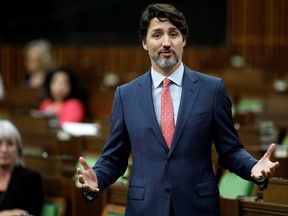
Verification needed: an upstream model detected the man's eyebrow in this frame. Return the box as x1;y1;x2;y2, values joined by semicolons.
169;27;179;31
150;27;162;32
151;27;180;32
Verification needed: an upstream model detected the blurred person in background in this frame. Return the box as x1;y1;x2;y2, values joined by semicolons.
39;67;87;126
23;39;56;89
0;119;44;216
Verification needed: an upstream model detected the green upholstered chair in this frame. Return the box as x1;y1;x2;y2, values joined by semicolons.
218;171;254;199
41;202;59;216
282;136;288;147
101;204;125;216
108;213;124;216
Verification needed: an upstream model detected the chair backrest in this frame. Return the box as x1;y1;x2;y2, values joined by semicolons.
41;196;67;216
101;204;125;216
218;171;254;199
41;202;59;216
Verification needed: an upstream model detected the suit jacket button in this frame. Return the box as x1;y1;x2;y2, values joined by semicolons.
168;156;174;163
165;188;171;193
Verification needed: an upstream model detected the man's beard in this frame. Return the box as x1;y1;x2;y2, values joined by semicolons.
150;50;181;69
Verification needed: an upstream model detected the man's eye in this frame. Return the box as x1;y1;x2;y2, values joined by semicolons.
153;34;161;38
171;32;178;38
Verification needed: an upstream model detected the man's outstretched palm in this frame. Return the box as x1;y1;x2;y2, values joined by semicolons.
251;143;280;180
77;157;99;192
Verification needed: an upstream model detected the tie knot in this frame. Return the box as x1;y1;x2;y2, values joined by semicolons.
163;78;171;87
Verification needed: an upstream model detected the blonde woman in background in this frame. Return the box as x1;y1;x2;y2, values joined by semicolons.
0;120;44;216
23;39;56;89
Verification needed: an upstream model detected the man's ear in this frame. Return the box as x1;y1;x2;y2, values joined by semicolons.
142;39;148;50
183;36;187;48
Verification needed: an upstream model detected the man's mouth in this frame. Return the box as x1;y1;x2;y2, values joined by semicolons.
159;50;173;58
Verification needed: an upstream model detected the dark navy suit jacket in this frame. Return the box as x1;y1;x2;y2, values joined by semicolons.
86;65;260;216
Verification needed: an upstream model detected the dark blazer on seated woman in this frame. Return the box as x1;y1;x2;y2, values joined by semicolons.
0;165;44;216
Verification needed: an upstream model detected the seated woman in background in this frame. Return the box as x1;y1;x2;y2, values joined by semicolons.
23;39;56;89
39;67;86;126
0;120;44;216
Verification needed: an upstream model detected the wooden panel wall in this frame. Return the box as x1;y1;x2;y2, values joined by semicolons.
227;0;288;72
0;46;230;118
1;0;287;118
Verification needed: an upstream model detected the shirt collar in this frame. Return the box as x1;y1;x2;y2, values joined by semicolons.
151;63;184;89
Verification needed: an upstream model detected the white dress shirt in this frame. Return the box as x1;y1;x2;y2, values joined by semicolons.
151;64;184;126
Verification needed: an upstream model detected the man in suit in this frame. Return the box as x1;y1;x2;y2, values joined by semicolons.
77;3;279;216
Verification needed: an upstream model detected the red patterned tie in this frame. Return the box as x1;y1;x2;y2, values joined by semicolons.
161;78;175;148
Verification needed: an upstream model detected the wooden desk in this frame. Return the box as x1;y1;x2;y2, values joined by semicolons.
240;200;288;216
53;135;85;159
24;155;77;216
263;178;288;205
270;156;288;180
107;183;128;206
237;126;260;148
43;178;76;216
83;135;107;154
221;197;288;216
238;178;288;216
10;114;56;154
24;154;105;216
74;187;106;216
220;197;240;216
74;182;128;216
0;87;43;116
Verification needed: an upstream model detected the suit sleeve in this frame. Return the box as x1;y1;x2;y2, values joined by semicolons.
212;79;259;182
83;87;131;201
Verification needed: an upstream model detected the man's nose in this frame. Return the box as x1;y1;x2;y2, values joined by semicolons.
162;35;171;47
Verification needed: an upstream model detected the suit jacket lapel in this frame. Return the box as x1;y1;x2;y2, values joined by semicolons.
136;71;166;147
170;67;200;153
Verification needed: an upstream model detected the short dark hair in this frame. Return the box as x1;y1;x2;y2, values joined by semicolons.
139;3;189;42
43;67;86;102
